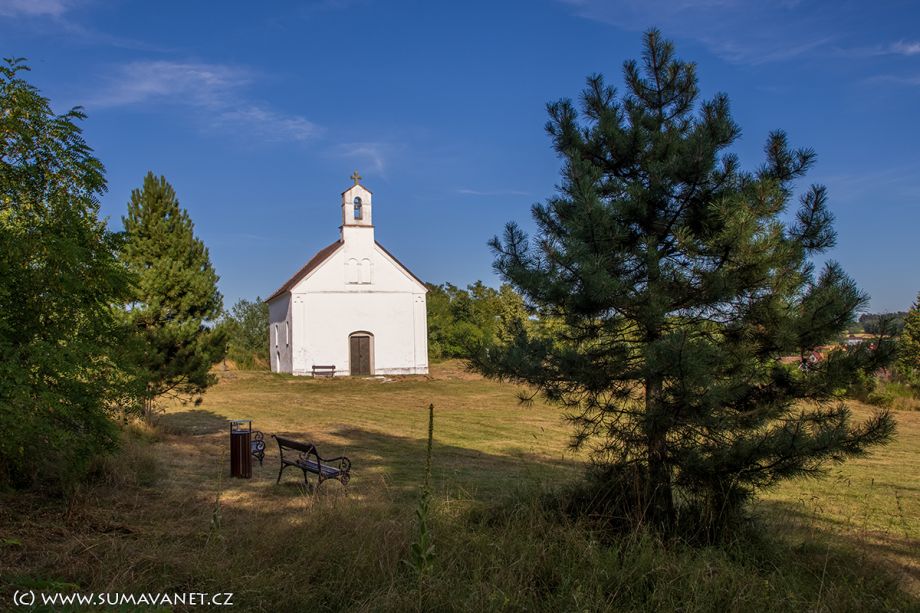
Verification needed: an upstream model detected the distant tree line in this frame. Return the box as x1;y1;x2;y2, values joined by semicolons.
426;282;527;361
847;311;909;334
219;281;528;369
221;298;270;369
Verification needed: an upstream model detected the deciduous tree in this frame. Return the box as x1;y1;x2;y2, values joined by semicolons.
0;59;138;489
223;297;269;369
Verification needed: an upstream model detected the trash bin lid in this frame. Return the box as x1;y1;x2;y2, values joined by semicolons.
229;419;252;432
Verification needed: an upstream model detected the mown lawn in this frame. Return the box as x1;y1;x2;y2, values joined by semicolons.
159;361;581;501
1;361;917;611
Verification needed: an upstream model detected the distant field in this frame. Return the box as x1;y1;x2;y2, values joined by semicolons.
1;360;917;611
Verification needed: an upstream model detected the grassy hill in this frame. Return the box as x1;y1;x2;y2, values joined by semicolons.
1;361;917;611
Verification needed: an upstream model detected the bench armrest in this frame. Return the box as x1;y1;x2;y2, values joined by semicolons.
272;434;317;462
315;453;351;474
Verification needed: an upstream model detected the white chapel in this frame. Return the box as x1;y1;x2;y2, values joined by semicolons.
266;173;429;376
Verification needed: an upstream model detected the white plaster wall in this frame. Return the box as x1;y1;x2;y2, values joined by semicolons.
293;291;428;375
267;294;292;373
292;235;423;300
285;233;428;375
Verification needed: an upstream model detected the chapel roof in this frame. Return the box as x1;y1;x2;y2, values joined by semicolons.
342;184;373;196
264;239;428;303
265;240;343;302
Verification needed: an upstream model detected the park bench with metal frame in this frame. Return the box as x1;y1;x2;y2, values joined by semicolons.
251;431;266;466
311;365;336;378
272;435;351;488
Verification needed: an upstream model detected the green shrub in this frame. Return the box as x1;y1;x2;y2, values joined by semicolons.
866;386;896;408
865;380;920;411
222;297;270;370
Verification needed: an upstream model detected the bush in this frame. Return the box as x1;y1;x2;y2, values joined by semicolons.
865;380;920;411
845;369;878;402
88;425;162;488
223;297;269;369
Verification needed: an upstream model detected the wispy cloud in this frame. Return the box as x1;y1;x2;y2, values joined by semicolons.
560;0;832;65
91;61;250;108
215;106;319;142
331;142;396;176
815;164;920;206
867;74;920;87
0;1;173;51
706;35;834;66
0;0;70;18
890;41;920;56
457;188;530;197
90;61;319;144
835;40;920;59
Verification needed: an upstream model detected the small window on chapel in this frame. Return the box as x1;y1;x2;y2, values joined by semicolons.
353;196;362;220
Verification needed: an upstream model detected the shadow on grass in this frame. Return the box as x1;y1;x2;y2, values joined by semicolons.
2;442;918;611
257;424;579;501
158;409;229;436
756;498;920;593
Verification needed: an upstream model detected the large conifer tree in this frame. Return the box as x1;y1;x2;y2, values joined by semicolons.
898;293;920;383
122;172;226;415
471;31;895;534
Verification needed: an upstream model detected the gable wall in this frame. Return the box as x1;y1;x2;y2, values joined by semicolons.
291;231;423;295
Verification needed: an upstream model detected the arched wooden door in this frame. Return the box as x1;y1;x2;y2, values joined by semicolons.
349;333;372;375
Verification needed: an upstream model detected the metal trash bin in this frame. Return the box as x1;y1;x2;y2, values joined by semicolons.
229;419;252;478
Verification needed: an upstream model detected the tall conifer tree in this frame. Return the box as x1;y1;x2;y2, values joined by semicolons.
472;31;895;534
898;293;920;383
122;172;226;415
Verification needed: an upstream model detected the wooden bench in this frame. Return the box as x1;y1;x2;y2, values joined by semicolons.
251;431;265;466
311;364;336;378
272;435;351;488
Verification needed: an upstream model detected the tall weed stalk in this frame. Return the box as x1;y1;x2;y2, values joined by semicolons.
405;403;436;579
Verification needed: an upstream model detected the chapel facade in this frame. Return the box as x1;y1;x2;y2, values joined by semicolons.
266;175;429;376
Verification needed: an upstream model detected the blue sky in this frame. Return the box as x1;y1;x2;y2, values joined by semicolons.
3;0;919;312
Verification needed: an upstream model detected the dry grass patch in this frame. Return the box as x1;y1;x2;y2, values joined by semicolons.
1;361;917;610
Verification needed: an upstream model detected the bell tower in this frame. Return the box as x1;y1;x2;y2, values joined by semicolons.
341;170;373;230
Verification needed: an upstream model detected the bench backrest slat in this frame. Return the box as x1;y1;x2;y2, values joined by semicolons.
273;435;315;454
312;364;336;377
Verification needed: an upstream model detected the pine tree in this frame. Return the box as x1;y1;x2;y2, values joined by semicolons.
898;293;920;385
122;172;226;416
471;31;895;535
